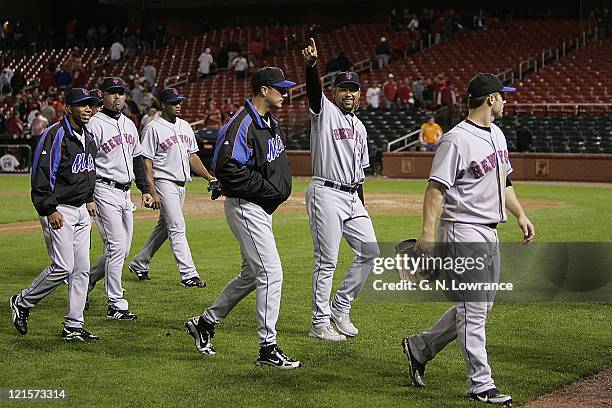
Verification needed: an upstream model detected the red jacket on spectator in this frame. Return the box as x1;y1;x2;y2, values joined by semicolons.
7;114;24;135
398;82;414;103
39;69;55;90
383;79;398;102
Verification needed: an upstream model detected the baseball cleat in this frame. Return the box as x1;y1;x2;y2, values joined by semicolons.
309;325;347;342
129;265;150;281
10;295;29;335
184;317;216;355
256;344;302;369
330;306;358;337
181;277;206;288
402;336;426;387
468;388;512;406
106;307;137;320
62;327;99;342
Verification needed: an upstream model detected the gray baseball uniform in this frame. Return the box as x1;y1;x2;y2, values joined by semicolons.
306;84;380;329
87;109;144;311
408;119;512;395
129;116;201;280
16;117;96;330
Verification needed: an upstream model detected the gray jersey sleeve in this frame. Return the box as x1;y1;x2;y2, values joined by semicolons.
140;124;157;160
186;124;199;154
428;139;462;189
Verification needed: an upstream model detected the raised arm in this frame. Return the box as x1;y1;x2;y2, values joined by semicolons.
302;37;322;114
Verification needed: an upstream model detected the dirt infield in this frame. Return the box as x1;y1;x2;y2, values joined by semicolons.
0;191;567;236
521;368;612;407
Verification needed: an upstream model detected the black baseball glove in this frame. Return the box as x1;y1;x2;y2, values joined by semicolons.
207;178;223;200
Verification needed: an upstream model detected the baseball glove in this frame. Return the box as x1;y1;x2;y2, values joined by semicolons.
208;178;223;200
394;238;438;283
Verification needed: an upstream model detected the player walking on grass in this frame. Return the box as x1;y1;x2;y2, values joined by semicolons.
128;88;217;286
184;67;301;369
87;77;153;320
10;88;99;341
402;73;535;406
302;38;380;342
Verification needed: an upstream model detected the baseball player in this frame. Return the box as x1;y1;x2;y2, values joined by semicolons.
10;88;99;341
302;38;380;342
89;89;104;114
402;73;535;406
87;77;153;320
184;67;301;369
128;88;216;286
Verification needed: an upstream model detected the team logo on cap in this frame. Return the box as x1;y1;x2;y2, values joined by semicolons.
112;78;119;84
346;72;353;80
83;89;89;95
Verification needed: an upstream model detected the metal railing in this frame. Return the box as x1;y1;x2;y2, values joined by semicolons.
506;103;611;116
386;129;421;152
164;72;190;88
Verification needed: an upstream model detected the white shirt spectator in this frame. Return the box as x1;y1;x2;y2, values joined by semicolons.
366;86;382;109
1;153;20;172
110;42;125;61
143;64;157;87
31;114;49;137
198;49;214;75
231;56;248;72
27;110;39;126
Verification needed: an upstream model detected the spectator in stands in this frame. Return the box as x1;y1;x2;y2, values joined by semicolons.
250;37;265;60
7;111;23;136
437;80;457;107
220;97;236;122
269;25;283;55
140;107;159;131
110;39;125;62
65;19;77;48
432;16;445;44
366;83;382;110
143;60;157;88
419;116;443;151
407;14;420;32
389;9;401;31
473;10;486;29
333;51;352;73
422;78;434;107
54;65;72;91
71;67;88;89
198;48;214;78
231;53;249;79
40;99;56;124
9;69;25;96
39;61;56;91
516;119;532;152
64;49;83;73
0;149;20;172
130;79;144;110
141;85;156;111
205;98;222;130
382;73;398;109
30;111;49;137
227;40;241;65
86;25;97;48
398;79;415;110
375;37;391;69
0;68;13;95
412;76;425;108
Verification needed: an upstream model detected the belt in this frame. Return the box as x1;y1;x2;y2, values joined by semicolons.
157;179;185;187
486;223;498;229
96;177;132;191
323;180;359;194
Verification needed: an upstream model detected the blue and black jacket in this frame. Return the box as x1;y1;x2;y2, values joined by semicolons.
212;100;292;214
31;116;97;216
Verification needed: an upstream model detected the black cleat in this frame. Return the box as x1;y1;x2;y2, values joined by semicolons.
10;295;29;335
256;344;302;369
62;327;99;342
129;265;150;280
468;388;512;406
402;336;426;387
181;277;206;288
184;317;216;355
106;307;137;320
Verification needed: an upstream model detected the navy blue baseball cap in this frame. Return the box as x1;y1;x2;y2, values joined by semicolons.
160;88;186;104
101;76;127;93
334;71;361;90
468;73;516;98
252;67;296;89
65;88;98;105
89;89;104;105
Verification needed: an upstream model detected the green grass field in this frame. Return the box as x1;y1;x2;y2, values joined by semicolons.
0;175;610;407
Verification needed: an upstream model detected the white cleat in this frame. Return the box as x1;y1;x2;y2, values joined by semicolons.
309;325;347;342
330;306;358;337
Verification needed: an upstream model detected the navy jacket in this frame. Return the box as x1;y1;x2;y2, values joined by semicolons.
31;116;97;216
212;100;292;214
